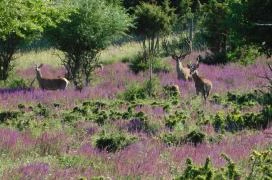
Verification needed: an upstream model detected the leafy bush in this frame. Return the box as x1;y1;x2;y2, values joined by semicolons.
122;82;147;101
160;132;182;146
175;154;240;179
184;130;206;146
227;45;260;65
0;111;21;123
7;78;29;89
227;92;258;107
212;107;269;132
165;110;187;130
248;149;272;179
129;53;171;74
122;78;161;101
94;131;136;152
163;84;180;99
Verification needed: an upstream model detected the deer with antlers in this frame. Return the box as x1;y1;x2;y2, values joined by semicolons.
35;64;69;90
187;58;212;102
171;52;192;81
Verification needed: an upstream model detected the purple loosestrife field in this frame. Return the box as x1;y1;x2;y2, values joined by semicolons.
0;54;272;179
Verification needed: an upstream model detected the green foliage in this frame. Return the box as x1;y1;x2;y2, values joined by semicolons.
227;92;258;107
212;106;270;132
129;53;171;74
0;111;21;123
160;131;182;146
122;83;147;101
175;154;240;179
227;45;260;65
0;0;70;80
243;0;272;56
134;2;174;38
47;0;133;87
165;110;187;130
58;155;93;168
121;78;162;101
248;149;272;179
163;85;180;99
94;130;136;152
5;78;28;89
184;130;206;146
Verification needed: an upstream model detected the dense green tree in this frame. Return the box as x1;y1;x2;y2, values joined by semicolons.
47;0;133;88
0;0;69;80
243;0;272;56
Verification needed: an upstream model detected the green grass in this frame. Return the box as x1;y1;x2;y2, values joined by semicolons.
14;41;141;69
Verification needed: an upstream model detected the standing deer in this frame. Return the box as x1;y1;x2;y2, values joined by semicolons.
187;59;212;102
171;53;192;81
35;64;69;90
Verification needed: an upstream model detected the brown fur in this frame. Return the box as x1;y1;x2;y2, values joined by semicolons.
35;64;69;90
187;62;212;102
172;55;192;81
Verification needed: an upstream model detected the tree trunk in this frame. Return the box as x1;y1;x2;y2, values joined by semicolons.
189;17;194;52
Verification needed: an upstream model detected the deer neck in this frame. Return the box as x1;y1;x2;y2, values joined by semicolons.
36;70;43;82
192;71;202;82
176;60;185;71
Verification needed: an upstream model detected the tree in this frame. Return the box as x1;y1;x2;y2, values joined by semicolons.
0;0;69;81
134;1;175;95
47;0;133;88
243;0;272;56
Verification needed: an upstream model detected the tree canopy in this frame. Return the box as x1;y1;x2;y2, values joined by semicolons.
46;0;134;88
0;0;70;80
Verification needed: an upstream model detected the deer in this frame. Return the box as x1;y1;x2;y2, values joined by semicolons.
187;58;212;102
171;53;192;81
35;64;69;90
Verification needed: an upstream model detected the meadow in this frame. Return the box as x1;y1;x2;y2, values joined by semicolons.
0;43;272;179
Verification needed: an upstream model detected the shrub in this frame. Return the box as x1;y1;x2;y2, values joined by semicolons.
227;45;260;65
7;78;28;89
0;111;21;123
122;82;147;101
212;108;269;132
94;131;136;152
163;84;180;99
165;110;187;130
122;78;161;101
175;155;240;179
160;132;182;146
184;130;206;146
129;53;171;74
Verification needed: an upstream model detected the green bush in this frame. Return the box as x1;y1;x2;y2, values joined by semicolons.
160;132;182;146
94;131;136;152
122;82;147;101
212;107;269;132
7;78;28;89
227;45;260;65
175;155;240;179
0;111;21;123
129;53;171;74
184;130;206;146
165;110;187;130
163;85;180;99
122;78;161;101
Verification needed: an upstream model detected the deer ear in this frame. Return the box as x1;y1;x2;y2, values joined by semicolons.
38;64;43;68
171;55;176;59
187;64;191;68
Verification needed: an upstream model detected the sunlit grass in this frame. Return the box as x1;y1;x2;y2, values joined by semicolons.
14;41;141;70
